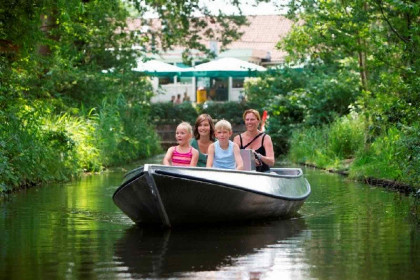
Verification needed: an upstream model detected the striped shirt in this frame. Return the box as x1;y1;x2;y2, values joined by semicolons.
172;146;193;166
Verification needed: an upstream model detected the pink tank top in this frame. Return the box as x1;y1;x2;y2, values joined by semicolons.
171;146;193;166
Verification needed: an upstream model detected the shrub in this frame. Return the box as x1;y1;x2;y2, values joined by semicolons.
350;124;420;187
0;104;81;192
327;113;365;159
288;113;366;169
149;101;254;125
244;66;361;155
397;123;420;186
197;101;254;124
149;102;198;124
95;94;162;166
350;127;403;182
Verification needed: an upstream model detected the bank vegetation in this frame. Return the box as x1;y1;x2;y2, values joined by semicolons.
246;1;419;191
1;1;418;193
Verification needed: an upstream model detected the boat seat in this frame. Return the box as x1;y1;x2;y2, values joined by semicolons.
240;149;256;171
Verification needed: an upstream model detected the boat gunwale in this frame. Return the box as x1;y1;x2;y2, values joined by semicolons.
146;164;304;179
113;164;311;201
153;169;311;201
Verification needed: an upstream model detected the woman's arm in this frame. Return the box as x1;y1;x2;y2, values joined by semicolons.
206;144;215;168
233;143;244;170
258;134;275;167
162;147;174;165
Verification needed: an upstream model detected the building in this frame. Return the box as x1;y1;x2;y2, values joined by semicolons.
127;15;294;102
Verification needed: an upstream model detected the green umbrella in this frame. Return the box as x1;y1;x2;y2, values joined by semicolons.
180;57;266;78
133;59;184;77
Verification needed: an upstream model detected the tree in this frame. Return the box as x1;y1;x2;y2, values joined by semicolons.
0;0;251;190
280;0;419;126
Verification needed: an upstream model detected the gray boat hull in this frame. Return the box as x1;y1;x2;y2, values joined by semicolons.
113;165;311;227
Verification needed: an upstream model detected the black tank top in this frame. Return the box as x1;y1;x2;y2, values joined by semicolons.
239;133;270;172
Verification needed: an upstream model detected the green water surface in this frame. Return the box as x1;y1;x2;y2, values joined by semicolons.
1;159;418;280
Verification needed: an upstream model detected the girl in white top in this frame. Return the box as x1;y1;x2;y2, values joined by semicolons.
207;119;243;170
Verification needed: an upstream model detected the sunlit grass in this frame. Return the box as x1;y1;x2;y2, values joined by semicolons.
1;98;162;192
288;114;419;188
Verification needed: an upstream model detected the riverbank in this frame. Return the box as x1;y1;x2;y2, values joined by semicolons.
286;114;419;193
298;162;418;195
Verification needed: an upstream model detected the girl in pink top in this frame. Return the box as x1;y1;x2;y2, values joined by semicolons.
163;122;199;166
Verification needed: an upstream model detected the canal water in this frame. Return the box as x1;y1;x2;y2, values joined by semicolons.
1;156;419;280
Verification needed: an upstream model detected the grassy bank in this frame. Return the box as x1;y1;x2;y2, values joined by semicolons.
0;98;162;193
287;113;420;192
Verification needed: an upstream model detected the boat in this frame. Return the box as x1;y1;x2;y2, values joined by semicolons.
112;164;311;227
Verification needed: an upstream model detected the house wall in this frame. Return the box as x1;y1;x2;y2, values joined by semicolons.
150;77;245;103
150;77;195;103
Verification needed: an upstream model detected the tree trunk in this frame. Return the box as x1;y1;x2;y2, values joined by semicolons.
357;37;368;91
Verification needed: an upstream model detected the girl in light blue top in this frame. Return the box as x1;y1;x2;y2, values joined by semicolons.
207;119;243;170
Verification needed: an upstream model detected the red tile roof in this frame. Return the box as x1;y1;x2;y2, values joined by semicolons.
126;15;293;64
229;15;293;62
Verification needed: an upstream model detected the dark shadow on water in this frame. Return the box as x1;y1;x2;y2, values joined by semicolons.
114;218;306;278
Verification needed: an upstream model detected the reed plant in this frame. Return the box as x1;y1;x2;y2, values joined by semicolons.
44;111;102;172
95;94;162;166
288;113;366;170
350;124;420;187
289;113;419;188
0;95;162;193
0;104;80;192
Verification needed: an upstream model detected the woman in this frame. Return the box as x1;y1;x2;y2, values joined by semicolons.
233;109;275;172
190;114;216;167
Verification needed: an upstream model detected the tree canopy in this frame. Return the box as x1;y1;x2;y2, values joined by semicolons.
280;0;419;126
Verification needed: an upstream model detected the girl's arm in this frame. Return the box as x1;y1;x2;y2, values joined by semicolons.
233;143;244;170
162;147;174;165
206;144;215;168
190;148;199;166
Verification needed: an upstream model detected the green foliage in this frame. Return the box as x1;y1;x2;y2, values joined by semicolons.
0;103;80;191
350;124;420;187
96;94;161;166
328;113;366;159
351;127;404;183
288;125;331;167
2;0;249;192
397;123;420;186
44;112;101;173
126;1;247;63
288;113;366;170
0;92;162;192
149;102;198;125
149;101;253;125
197;101;254;124
274;0;419;188
245;65;360;155
281;0;419;127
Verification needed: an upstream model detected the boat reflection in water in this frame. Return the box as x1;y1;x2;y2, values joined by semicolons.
114;219;306;278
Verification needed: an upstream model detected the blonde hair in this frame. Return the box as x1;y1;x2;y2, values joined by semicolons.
177;121;193;135
214;119;232;132
243;109;261;122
